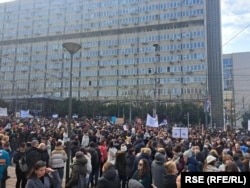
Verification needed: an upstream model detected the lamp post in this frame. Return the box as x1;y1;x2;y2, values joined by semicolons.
153;44;160;118
62;42;81;184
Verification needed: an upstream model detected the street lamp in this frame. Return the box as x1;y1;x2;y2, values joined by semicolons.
62;42;81;184
153;44;160;118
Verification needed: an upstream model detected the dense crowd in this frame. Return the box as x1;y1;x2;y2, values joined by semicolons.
0;117;250;188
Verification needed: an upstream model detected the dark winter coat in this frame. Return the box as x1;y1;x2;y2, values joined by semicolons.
186;157;199;172
26;147;42;172
13;149;26;170
151;152;166;188
163;174;177;188
115;151;126;176
65;157;88;188
96;166;120;188
132;170;151;188
125;152;135;178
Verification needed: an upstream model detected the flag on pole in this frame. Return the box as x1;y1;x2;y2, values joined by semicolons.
146;113;158;127
204;95;211;112
159;119;168;126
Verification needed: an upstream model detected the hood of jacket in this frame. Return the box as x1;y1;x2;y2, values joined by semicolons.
154;152;166;164
103;166;117;180
74;156;87;166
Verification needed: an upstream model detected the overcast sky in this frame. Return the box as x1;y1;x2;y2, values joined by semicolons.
221;0;250;54
0;0;249;54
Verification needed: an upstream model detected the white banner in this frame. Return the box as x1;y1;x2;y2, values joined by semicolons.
20;110;30;118
146;113;158;127
248;120;250;131
172;127;189;139
0;107;8;117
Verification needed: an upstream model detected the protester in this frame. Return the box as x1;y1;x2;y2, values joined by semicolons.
26;139;42;174
1;114;250;188
13;143;27;188
131;158;151;188
96;162;120;188
151;148;167;188
115;143;127;188
0;141;10;188
65;151;88;188
25;160;61;188
79;147;92;186
49;141;67;186
162;160;178;188
203;155;219;172
183;149;199;172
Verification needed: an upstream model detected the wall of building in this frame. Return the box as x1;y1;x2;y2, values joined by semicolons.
0;0;223;124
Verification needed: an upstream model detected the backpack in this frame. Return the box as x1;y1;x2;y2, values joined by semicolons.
89;148;99;167
18;154;28;172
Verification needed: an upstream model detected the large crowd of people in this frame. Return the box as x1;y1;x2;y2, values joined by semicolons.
0;116;250;188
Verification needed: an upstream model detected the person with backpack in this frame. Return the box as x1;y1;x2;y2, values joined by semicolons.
25;140;42;174
13;143;27;188
66;151;88;188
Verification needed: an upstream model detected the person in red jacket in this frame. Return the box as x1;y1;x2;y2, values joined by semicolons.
98;137;107;177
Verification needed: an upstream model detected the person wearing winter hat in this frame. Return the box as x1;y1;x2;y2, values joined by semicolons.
183;149;199;172
203;155;219;172
151;148;167;188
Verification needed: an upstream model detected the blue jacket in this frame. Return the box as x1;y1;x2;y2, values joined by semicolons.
186;157;199;172
0;149;10;180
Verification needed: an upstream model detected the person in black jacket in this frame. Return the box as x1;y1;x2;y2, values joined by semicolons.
96;162;120;188
25;140;42;174
13;143;27;188
162;160;178;188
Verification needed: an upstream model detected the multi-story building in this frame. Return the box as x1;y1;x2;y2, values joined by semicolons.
223;52;250;128
0;0;223;126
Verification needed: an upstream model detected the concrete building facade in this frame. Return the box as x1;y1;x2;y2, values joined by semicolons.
223;52;250;128
0;0;223;126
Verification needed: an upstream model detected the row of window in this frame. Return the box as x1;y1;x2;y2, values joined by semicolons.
1;0;203;23
84;0;204;18
76;86;205;98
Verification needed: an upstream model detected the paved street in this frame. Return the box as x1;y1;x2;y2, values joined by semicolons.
6;166;16;188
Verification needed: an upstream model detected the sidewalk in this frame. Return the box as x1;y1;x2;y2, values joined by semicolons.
6;166;66;188
6;166;16;188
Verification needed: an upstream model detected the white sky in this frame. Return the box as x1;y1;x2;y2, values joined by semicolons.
221;0;250;54
0;0;249;54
